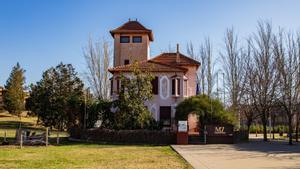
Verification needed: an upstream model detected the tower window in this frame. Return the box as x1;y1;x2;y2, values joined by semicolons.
120;36;130;43
124;60;130;65
133;36;142;43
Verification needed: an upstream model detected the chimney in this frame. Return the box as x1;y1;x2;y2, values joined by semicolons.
176;43;180;63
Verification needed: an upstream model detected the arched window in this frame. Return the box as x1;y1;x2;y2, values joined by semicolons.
171;75;181;97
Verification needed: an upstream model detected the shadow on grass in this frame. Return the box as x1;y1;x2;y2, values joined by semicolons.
0;136;69;145
0;114;11;118
0;137;16;144
0;121;37;129
0;136;162;149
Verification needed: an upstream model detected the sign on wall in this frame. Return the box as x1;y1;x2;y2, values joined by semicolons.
206;125;233;136
178;121;188;132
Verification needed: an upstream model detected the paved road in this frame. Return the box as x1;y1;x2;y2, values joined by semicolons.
172;140;300;169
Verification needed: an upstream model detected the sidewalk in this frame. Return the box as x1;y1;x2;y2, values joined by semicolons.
172;140;300;169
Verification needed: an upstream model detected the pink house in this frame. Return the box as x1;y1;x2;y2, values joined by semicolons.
108;20;200;130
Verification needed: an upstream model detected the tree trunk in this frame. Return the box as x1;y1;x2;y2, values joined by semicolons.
263;122;268;141
272;118;275;140
19;115;22;129
247;123;250;135
262;114;268;141
288;117;293;145
247;119;252;135
37;115;41;126
296;114;299;142
296;123;299;142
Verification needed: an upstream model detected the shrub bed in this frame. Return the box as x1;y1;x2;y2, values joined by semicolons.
69;127;176;145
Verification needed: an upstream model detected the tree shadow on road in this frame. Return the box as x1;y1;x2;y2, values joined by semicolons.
233;139;300;154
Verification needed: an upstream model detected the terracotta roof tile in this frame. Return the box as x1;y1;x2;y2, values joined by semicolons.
150;52;201;66
110;20;154;41
108;60;187;73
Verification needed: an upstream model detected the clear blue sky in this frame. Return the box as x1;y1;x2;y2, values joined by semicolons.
1;0;300;86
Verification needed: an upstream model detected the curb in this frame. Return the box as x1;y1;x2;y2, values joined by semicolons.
170;145;195;169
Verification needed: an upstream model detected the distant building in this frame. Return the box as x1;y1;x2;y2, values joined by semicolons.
108;20;200;130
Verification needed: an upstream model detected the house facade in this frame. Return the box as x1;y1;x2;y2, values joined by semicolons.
108;20;200;130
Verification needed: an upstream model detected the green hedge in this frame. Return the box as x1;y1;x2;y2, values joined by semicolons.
249;125;288;133
69;127;176;145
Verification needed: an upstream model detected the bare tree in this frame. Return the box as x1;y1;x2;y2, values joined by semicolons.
295;33;300;142
296;104;300;142
248;21;278;141
187;42;202;94
206;38;213;97
187;42;197;59
220;28;245;126
237;38;259;132
199;43;207;95
273;30;300;145
187;38;214;96
83;37;112;100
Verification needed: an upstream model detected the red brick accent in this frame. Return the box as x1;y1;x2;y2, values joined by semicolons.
177;132;188;145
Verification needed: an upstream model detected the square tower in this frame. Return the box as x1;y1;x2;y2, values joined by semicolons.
110;20;154;67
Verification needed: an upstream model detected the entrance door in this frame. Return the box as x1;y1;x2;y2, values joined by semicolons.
160;106;171;127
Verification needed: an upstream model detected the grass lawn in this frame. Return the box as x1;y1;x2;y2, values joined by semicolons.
0;112;191;169
0;144;191;169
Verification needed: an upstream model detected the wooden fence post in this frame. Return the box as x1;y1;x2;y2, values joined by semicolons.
56;132;59;145
46;127;48;147
20;131;23;149
4;130;7;142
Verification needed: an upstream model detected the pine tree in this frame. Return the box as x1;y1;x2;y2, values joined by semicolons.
4;63;26;117
29;63;84;130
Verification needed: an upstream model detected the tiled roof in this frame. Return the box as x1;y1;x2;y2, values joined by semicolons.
150;52;201;66
108;60;187;73
108;52;201;73
110;20;154;41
